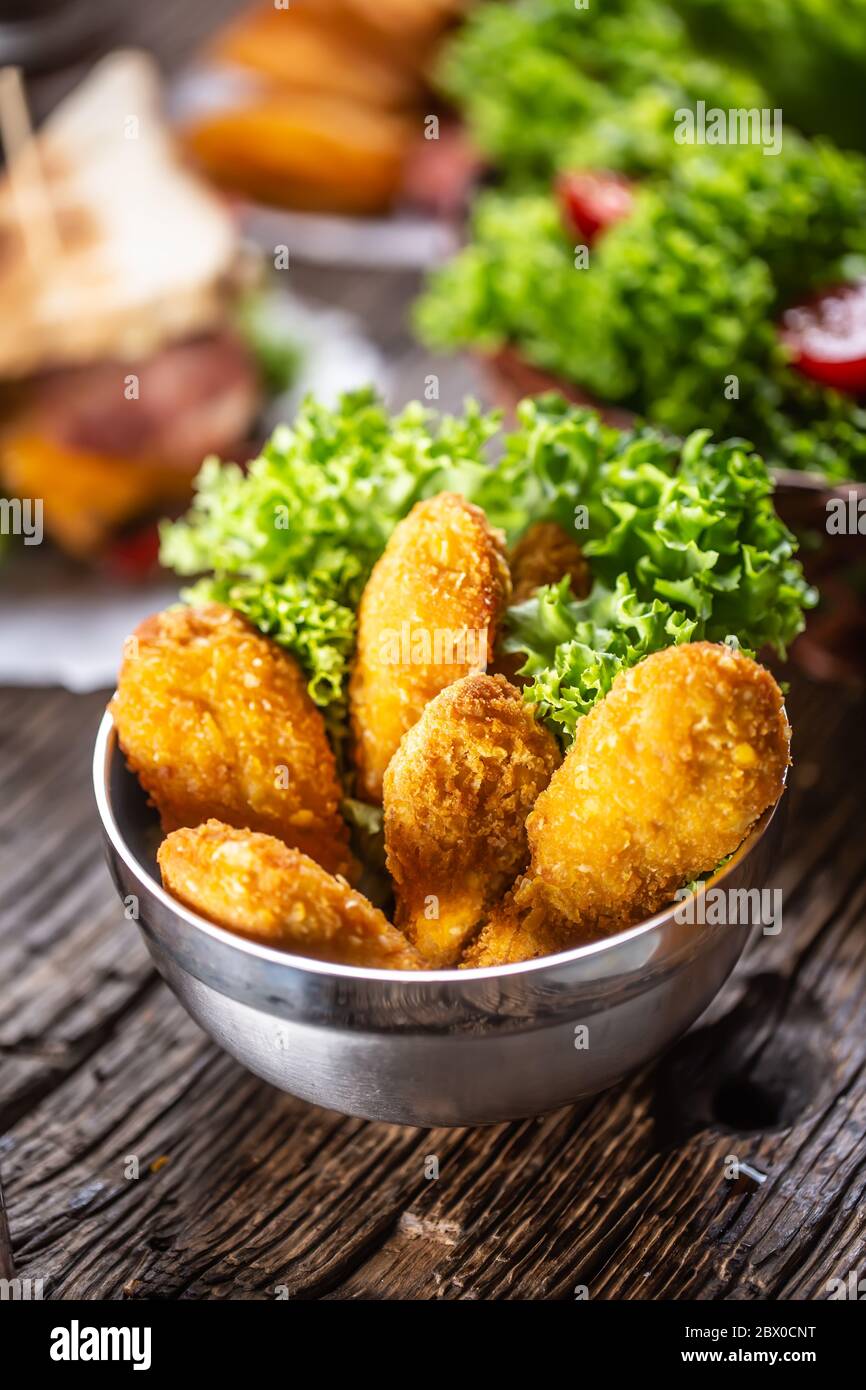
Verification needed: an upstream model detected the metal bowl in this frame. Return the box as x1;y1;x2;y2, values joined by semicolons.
93;709;786;1127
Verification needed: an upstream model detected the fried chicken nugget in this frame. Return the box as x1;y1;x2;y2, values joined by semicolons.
384;673;560;966
464;642;790;966
158;821;421;968
349;492;511;802
508;521;591;605
461;881;572;969
111;604;354;878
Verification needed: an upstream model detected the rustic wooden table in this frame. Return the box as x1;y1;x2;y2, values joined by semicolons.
2;3;865;1304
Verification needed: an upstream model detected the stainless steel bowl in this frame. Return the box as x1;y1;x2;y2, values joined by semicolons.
93;709;785;1127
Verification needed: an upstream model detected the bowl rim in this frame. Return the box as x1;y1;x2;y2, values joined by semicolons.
93;705;785;987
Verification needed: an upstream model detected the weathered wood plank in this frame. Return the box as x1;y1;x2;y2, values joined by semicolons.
0;692;158;1132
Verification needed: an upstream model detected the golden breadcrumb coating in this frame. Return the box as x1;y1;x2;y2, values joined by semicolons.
111;603;355;878
158;821;421;968
509;521;591;605
464;642;790;966
384;673;560;966
349;492;511;802
461;880;572;968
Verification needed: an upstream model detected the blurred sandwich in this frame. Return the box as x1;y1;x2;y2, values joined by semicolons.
0;51;261;561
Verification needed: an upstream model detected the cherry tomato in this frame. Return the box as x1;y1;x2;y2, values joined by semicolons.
104;523;161;580
556;170;634;243
781;280;866;394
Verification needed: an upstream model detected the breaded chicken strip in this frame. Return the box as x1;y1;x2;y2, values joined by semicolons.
349;492;511;801
384;673;560;966
461;881;572;969
464;642;790;966
509;521;591;605
111;603;354;878
159;820;420;968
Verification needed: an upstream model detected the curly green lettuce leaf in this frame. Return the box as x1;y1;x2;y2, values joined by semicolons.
505;574;698;741
416;137;866;482
441;0;866;181
440;0;763;184
498;404;814;740
161;388;502;592
497;401;815;739
471;394;680;535
580;424;818;654
474;397;815;662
